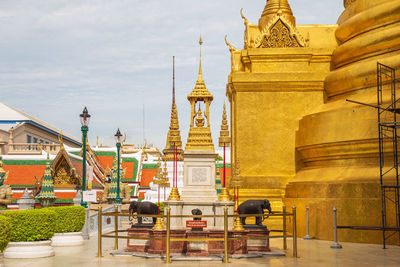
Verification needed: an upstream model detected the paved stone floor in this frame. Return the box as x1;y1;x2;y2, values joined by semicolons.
1;236;400;267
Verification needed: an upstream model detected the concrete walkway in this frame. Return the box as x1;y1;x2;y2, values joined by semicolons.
1;236;400;267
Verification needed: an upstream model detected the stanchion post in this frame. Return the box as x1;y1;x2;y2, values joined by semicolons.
114;205;119;250
166;206;171;264
98;206;103;258
283;204;287;250
303;205;313;240
330;206;342;249
223;206;229;263
292;205;297;258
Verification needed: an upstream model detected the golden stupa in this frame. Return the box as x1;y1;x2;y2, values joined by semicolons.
226;0;400;243
185;37;215;151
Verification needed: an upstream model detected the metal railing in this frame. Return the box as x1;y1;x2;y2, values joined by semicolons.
97;204;298;263
331;206;400;249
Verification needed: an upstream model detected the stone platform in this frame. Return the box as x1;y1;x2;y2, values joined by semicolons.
126;227;270;256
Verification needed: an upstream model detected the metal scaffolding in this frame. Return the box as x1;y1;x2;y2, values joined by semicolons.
345;63;400;248
377;63;400;248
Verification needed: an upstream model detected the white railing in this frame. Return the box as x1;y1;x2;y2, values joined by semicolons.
8;143;61;155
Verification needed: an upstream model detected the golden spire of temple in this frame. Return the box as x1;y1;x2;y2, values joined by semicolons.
185;36;214;151
187;37;214;103
218;102;231;148
259;0;295;30
163;56;183;161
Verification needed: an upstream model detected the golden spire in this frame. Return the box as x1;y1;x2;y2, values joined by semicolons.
187;36;214;102
185;36;215;151
219;102;231;148
259;0;296;30
163;56;183;161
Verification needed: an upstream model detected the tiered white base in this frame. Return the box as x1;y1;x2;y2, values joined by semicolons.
51;232;84;247
4;241;54;258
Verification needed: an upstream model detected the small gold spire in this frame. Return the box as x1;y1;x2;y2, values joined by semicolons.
168;187;181;201
199;35;203;76
233;216;245;231
152;217;165;230
163;57;183;161
219;102;231;147
218;187;232;202
58;131;65;150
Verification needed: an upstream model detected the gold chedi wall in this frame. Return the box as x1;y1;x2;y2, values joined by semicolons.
226;0;337;229
285;0;400;244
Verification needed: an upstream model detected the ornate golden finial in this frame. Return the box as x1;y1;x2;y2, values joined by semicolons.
259;0;295;30
198;35;203;78
219;102;231;147
225;35;238;51
58;131;65;150
96;136;99;147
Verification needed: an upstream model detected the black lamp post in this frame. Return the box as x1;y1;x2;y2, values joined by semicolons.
115;128;123;205
80;107;91;208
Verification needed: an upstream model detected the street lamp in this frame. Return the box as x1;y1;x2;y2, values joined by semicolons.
115;128;123;205
80;107;91;208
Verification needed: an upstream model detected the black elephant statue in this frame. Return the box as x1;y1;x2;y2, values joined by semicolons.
238;199;272;226
129;201;158;224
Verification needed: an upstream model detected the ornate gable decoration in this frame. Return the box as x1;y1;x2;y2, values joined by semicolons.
254;15;307;48
51;149;80;189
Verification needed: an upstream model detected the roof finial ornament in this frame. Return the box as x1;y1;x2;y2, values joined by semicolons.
58;131;65;150
199;35;203;77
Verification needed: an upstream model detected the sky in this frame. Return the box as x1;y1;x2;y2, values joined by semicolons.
0;0;343;149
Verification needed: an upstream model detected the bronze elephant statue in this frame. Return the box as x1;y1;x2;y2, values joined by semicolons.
238;199;272;225
129;201;158;224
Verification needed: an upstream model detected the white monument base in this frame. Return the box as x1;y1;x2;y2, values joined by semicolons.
163;150;235;230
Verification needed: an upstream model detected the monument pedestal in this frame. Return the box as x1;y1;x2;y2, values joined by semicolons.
181;150;218;202
247;228;271;252
126;228;151;252
186;231;210;257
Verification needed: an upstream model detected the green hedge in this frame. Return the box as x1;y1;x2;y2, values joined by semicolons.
0;215;11;252
46;206;86;233
3;209;57;242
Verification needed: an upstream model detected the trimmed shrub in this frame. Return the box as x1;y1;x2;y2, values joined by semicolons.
3;209;57;242
0;215;11;252
46;206;86;233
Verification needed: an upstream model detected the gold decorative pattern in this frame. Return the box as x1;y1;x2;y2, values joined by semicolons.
259;19;301;48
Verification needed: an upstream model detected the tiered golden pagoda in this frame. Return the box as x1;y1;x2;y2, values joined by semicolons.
218;102;232;202
185;36;214;151
163;57;183;161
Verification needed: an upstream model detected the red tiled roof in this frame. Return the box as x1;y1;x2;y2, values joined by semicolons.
122;162;134;179
3;165;46;186
97;155;114;170
140;169;157;187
